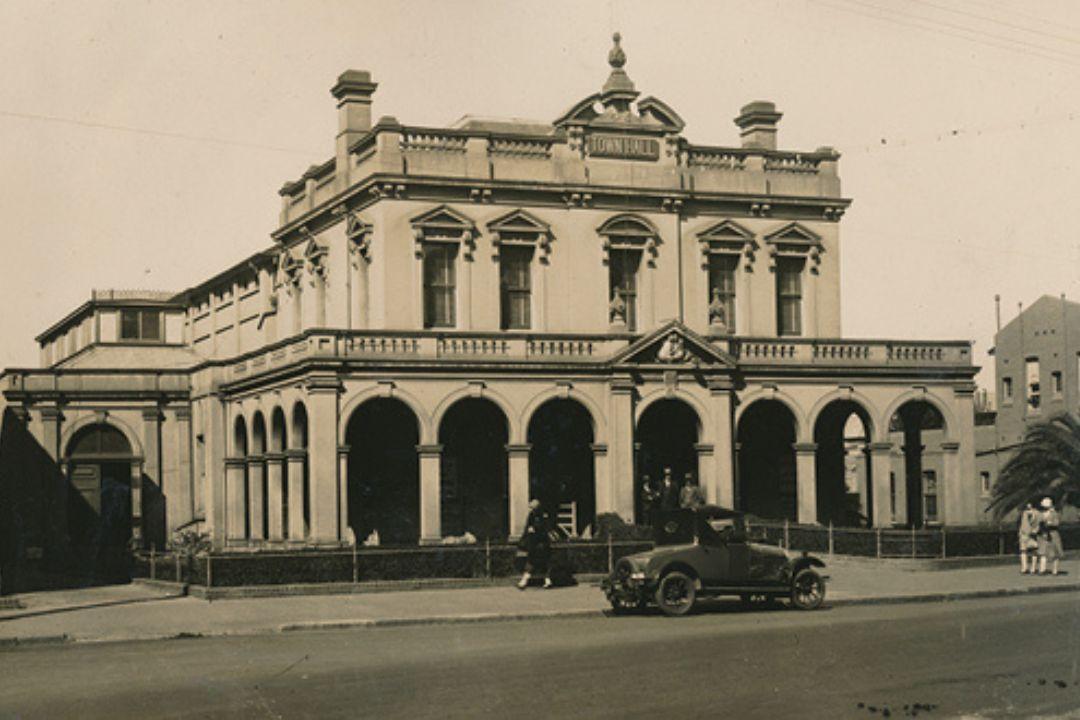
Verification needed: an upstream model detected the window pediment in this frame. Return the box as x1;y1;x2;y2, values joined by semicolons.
344;210;373;265
763;222;823;271
598;214;661;266
696;219;756;270
411;205;477;259
487;208;552;262
302;232;329;284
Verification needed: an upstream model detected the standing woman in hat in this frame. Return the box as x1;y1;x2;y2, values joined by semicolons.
1038;497;1064;576
1019;502;1040;574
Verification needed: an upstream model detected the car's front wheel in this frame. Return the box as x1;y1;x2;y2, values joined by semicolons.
655;571;696;616
790;568;826;610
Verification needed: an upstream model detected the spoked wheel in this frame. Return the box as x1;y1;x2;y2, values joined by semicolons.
790;568;826;610
655;571;696;617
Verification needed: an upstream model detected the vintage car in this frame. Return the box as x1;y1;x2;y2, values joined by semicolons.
602;506;827;616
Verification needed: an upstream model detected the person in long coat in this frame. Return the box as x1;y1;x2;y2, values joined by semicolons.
659;468;680;512
517;500;553;589
1038;497;1064;576
1018;502;1040;574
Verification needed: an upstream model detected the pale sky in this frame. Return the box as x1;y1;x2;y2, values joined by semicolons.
3;0;1079;393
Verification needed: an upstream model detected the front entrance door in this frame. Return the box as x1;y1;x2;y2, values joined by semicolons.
69;462;132;582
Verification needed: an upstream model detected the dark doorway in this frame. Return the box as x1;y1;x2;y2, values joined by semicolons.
439;399;509;541
890;401;946;528
527;399;595;536
814;401;873;527
66;424;134;583
345;398;420;545
737;401;797;521
635;399;700;523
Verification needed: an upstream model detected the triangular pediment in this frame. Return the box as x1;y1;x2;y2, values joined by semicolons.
410;205;476;233
698;219;753;243
611;320;736;368
487;208;550;234
764;221;821;248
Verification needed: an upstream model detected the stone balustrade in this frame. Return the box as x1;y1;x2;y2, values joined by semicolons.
733;337;972;367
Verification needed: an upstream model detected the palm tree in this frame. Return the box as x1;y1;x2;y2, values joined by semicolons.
988;412;1080;520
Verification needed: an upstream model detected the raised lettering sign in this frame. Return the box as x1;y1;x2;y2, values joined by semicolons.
586;134;660;161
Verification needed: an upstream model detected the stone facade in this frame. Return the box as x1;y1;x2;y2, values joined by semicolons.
0;36;981;564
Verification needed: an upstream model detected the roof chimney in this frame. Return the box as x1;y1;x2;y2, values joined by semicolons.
332;70;377;185
734;101;782;150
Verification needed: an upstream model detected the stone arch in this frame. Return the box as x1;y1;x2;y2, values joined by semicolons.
634;388;711;440
290;401;309;450
810;394;878;528
251;411;268;455
736;398;800;521
807;389;880;440
878;389;955;444
438;396;511;540
344;396;422;545
525;396;598;536
735;387;808;443
61;413;144;461
339;385;434;446
270;407;287;453
432;385;521;445
232;415;248;457
520;386;607;445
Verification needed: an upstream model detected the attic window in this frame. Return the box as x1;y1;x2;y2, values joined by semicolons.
119;309;163;342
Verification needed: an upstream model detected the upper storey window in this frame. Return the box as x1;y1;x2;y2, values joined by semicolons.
764;222;822;338
775;257;804;337
423;244;457;328
488;209;552;332
119;309;163;342
697;220;753;333
500;246;532;330
609;249;641;331
411;205;477;330
598;214;659;333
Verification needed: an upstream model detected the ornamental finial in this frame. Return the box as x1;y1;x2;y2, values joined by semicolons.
608;32;626;69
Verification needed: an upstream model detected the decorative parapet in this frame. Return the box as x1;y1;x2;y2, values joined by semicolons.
733;337;973;368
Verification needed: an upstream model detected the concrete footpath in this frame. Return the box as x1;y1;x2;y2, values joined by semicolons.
2;556;1079;648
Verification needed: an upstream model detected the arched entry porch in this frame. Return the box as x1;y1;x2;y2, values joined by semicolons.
737;400;798;521
814;400;874;527
65;423;137;582
439;398;509;540
345;398;421;545
526;398;596;537
889;400;947;528
635;398;700;523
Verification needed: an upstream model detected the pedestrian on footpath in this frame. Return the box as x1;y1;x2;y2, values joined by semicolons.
517;500;553;589
1019;502;1040;574
1038;497;1064;576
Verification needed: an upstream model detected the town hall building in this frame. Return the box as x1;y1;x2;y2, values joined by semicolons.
0;36;981;573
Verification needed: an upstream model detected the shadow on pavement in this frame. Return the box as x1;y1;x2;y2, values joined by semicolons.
0;592;185;623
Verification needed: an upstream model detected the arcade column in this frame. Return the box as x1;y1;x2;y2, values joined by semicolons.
306;375;341;544
609;378;636;523
869;441;895;528
507;443;531;539
794;442;818;525
417;444;443;544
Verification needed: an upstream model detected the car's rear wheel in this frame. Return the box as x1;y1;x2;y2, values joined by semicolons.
655;571;696;616
790;568;826;610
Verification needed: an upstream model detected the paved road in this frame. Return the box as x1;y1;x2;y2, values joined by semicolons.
2;594;1080;719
